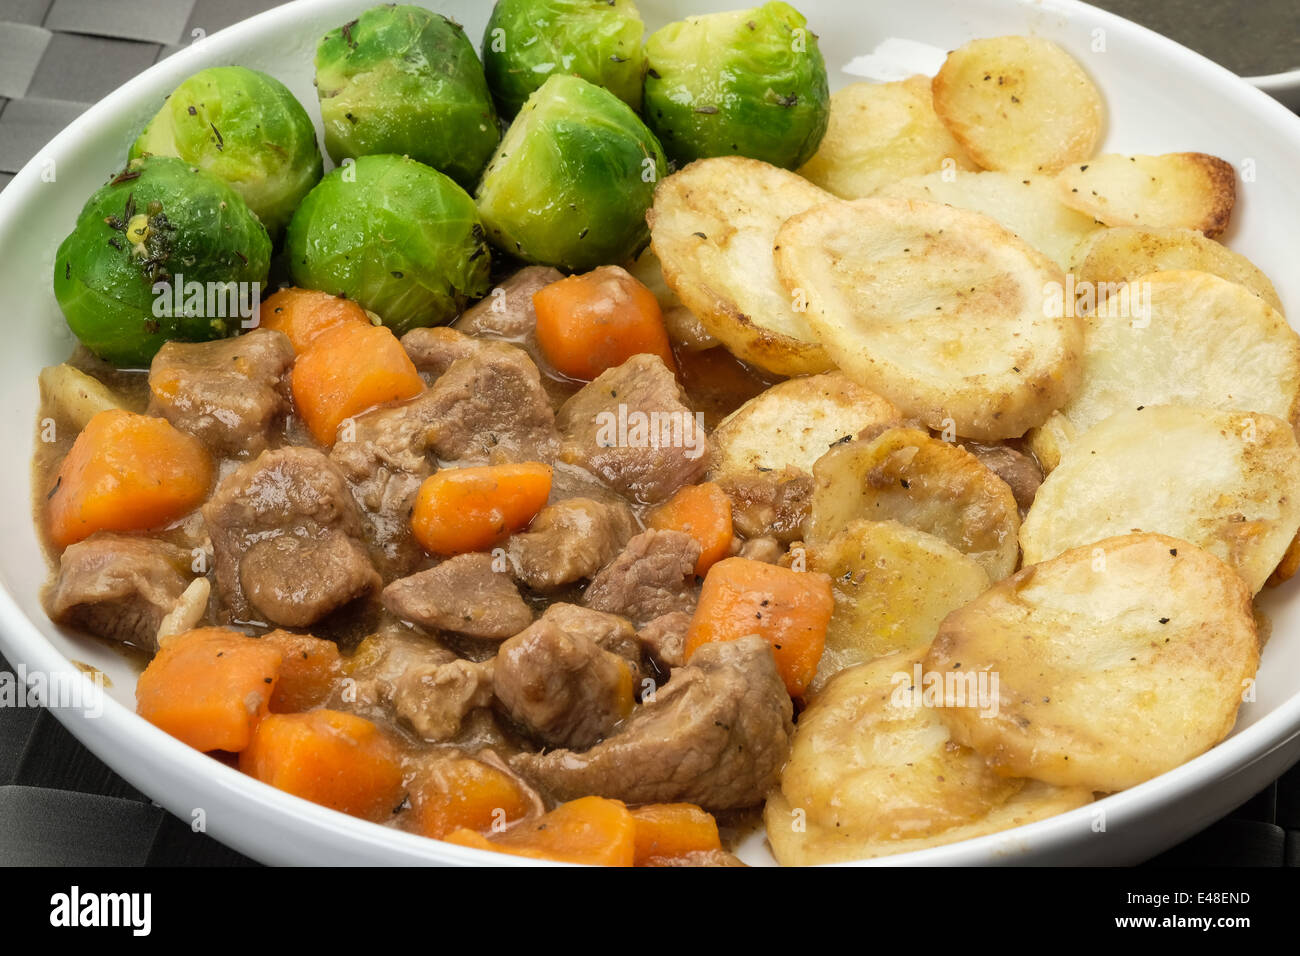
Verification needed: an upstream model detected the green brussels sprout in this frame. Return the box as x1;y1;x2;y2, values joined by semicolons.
475;74;667;272
53;157;271;368
129;66;323;238
315;4;500;190
285;154;491;334
643;1;830;169
482;0;647;117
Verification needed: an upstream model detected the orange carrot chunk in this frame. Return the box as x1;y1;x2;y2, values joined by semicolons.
46;409;213;549
647;482;734;577
445;796;636;866
239;709;403;822
136;627;282;753
410;757;537;840
631;803;722;865
259;287;371;353
259;630;342;713
684;557;834;698
411;462;553;556
532;266;676;381
290;321;424;445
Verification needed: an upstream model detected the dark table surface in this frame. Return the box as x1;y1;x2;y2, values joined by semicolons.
0;0;1298;867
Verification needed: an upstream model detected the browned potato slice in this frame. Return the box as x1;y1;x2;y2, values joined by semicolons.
712;373;906;478
798;75;977;199
932;36;1103;173
1056;154;1236;237
767;782;1091;865
648;157;836;375
927;533;1259;791
876;170;1101;268
807;519;990;693
1038;271;1300;452
766;649;1092;865
774;197;1082;441
1023;411;1075;474
1020;405;1300;593
1069;226;1281;313
809;427;1021;581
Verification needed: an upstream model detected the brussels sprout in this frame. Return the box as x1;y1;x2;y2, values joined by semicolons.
475;74;667;272
285;154;491;334
482;0;647;117
315;4;500;190
129;66;322;238
643;1;830;170
53;157;271;368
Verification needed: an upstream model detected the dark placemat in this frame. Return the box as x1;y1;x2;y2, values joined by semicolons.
0;0;1297;867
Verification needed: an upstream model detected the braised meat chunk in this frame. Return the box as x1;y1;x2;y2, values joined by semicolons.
494;618;634;751
401;328;560;463
45;533;195;653
637;610;694;672
537;603;642;675
329;392;441;578
453;266;563;342
557;354;711;504
511;636;793;809
716;468;813;545
203;447;380;627
506;496;638;590
147;328;294;457
394;658;496;742
383;553;533;639
583;529;700;626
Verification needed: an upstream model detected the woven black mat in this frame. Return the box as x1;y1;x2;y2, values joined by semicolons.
0;0;1297;866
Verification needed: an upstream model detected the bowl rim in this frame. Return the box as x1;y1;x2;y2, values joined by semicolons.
1247;69;1300;90
3;0;1300;867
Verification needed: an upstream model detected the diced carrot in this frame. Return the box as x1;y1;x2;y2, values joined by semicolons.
411;462;553;556
135;627;282;753
259;630;342;713
444;796;636;866
46;409;213;549
290;321;424;445
631;803;722;864
410;757;537;840
647;482;733;577
684;557;834;698
259;287;371;353
532;266;676;381
239;709;404;822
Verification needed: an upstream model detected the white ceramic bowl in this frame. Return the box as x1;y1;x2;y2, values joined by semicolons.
2;0;1300;867
1249;69;1300;112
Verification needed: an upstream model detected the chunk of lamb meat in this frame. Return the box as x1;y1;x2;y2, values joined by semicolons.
343;624;457;715
511;635;793;810
382;553;533;639
637;610;694;672
493;619;634;751
536;603;642;678
400;327;560;462
557;354;710;503
394;658;495;742
960;440;1043;512
506;496;637;590
329;391;440;577
453;266;563;343
583;529;700;626
45;533;194;653
715;467;812;545
203;447;381;627
147;328;294;457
